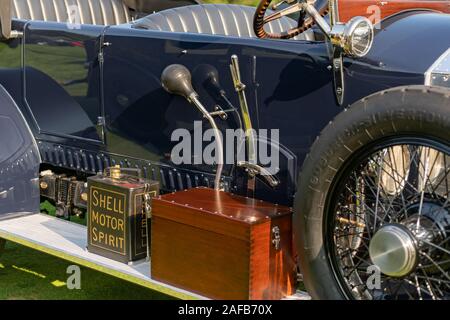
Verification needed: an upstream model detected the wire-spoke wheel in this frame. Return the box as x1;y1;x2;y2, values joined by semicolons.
327;140;449;300
294;86;450;300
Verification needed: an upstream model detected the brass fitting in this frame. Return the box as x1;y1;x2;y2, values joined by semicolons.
110;165;121;179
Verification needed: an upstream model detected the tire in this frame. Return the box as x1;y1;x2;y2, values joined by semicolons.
294;85;450;300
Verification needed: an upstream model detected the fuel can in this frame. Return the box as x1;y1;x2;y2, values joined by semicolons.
87;166;159;263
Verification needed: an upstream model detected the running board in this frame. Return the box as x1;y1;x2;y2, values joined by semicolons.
0;213;311;300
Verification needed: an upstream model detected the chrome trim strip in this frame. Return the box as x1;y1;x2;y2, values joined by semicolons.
425;47;450;86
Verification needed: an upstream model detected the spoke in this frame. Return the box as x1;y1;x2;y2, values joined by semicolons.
420;272;447;296
336;246;361;257
414;147;438;196
430;165;450;195
379;188;404;223
391;279;405;299
390;148;410;219
419;258;450;269
405;276;438;299
378;154;421;195
359;173;388;221
361;172;409;222
414;275;424;300
420;251;450;283
420;147;442;194
435;235;450;249
352;252;372;266
401;281;418;300
415;275;450;286
344;185;380;220
439;196;449;213
417;266;437;300
370;158;424;218
343;257;367;278
416;147;431;233
374;155;384;227
420;239;450;256
335;231;370;242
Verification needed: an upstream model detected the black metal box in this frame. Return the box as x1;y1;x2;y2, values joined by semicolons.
87;167;159;263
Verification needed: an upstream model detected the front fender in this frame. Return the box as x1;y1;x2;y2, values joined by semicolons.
344;11;450;106
367;11;450;74
0;85;40;219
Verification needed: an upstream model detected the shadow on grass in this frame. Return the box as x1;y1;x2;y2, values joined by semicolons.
0;242;174;300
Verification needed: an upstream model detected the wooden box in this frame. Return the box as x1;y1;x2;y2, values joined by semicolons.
151;187;296;300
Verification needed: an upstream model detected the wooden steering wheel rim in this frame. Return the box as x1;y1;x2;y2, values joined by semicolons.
253;0;329;39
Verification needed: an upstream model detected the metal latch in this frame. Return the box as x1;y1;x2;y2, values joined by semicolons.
143;192;152;219
272;226;281;250
143;184;152;261
332;48;345;106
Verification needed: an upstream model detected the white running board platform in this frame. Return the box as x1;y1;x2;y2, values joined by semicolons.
0;213;204;299
0;213;311;300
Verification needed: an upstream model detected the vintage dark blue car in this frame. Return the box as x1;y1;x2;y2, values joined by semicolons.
0;0;449;300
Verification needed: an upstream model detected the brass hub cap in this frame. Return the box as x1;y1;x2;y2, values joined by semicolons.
369;224;418;277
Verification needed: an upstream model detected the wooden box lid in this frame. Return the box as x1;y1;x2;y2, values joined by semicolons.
152;187;292;241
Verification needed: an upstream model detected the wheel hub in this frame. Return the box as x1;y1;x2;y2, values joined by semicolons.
369;224;418;277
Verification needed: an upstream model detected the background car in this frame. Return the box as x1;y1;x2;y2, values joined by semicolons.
338;0;450;22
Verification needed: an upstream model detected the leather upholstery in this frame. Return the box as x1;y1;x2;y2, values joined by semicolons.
132;4;314;40
12;0;131;25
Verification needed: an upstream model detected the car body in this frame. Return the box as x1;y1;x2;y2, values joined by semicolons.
0;6;446;205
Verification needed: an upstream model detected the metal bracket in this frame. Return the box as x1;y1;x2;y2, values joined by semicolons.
237;161;280;188
206;105;229;120
332;48;345;106
272;226;281;250
142;183;152;261
96;116;106;144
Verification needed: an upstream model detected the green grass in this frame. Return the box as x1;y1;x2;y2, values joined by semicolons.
0;241;173;300
0;41;88;97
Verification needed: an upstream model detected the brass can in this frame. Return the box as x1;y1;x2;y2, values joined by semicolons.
87;168;159;263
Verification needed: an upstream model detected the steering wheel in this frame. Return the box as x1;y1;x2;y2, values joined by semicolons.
254;0;329;39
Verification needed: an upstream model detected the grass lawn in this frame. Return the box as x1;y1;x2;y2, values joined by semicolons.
0;241;173;300
0;204;173;300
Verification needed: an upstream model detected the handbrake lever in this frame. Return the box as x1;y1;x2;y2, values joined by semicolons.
237;161;280;188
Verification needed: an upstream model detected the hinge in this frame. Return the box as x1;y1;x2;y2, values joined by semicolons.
98;51;104;64
272;226;281;250
332;48;345;106
98;42;112;63
143;183;152;261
